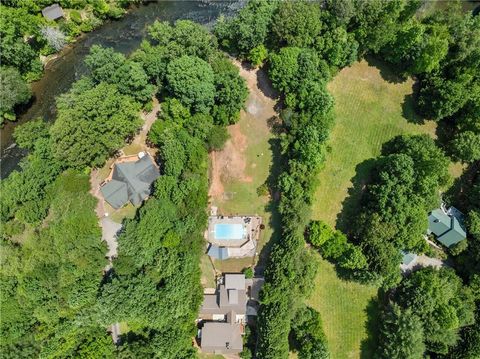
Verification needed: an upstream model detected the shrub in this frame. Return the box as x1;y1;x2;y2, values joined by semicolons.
243;267;254;279
248;44;268;67
70;10;82;24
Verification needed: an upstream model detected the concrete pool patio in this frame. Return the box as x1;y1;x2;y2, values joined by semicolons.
206;215;262;259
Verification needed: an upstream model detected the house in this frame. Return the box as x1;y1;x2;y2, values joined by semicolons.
100;153;160;209
41;4;64;21
428;206;467;248
199;274;247;354
199;273;247;323
200;312;243;354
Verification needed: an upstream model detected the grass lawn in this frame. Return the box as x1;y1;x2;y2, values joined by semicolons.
307;257;379;359
309;59;439;359
311;59;437;228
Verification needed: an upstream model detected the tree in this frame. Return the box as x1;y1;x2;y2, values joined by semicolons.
214;0;277;55
166;55;215;114
210;54;248;125
0;66;31;123
269;47;330;96
13;118;49;150
50;82;141;169
248;44;268;67
376;303;425;359
85;45;154;102
290;306;329;359
39;26;66;51
450;131;480;163
271;1;322;48
396;267;475;354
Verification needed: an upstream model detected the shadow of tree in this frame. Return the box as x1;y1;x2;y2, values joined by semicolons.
266;115;284;136
444;161;480;210
360;292;382;359
256;66;280;100
402;92;425;125
255;137;284;276
336;158;377;235
365;55;408;85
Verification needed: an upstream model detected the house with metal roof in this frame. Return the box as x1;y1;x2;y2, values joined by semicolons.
428;207;467;247
41;4;64;21
100;153;160;209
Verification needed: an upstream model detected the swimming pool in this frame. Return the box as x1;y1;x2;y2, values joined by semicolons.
214;223;245;240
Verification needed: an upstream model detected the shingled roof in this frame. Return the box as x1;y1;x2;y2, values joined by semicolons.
101;154;160;209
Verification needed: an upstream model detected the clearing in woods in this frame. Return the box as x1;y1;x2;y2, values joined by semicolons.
205;61;278;281
310;59;436;359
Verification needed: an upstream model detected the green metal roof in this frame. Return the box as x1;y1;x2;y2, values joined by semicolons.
428;209;451;236
100;180;128;209
400;250;417;265
428;208;467;248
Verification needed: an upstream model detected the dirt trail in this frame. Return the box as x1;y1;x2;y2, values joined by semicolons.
208;61;278;200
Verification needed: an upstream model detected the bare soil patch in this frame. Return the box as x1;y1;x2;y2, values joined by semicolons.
208;61;277;201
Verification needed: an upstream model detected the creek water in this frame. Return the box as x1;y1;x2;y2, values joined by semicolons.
0;0;240;178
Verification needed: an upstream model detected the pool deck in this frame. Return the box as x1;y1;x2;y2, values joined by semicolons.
206;215;262;258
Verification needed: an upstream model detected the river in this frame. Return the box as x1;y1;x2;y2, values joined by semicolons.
0;0;241;178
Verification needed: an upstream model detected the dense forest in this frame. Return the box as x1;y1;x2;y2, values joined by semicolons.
0;0;139;124
0;19;247;357
1;0;479;358
216;0;479;358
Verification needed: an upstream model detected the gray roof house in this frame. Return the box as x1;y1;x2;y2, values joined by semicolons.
200;274;247;318
199;274;247;354
41;4;64;20
200;312;243;354
428;207;467;248
101;154;160;209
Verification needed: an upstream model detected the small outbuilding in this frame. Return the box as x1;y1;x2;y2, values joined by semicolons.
41;4;64;21
428;207;467;248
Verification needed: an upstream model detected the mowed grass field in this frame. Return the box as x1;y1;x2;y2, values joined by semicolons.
308;257;379;359
311;59;436;227
309;60;436;359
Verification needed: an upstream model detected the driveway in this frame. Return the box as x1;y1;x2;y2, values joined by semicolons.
101;217;122;260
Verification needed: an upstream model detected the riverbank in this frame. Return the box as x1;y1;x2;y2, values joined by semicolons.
1;1;236;178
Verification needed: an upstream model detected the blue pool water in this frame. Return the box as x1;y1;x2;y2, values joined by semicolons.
214;224;245;240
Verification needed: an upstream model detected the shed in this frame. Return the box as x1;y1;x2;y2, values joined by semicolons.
400;250;417;266
41;4;64;21
207;244;229;260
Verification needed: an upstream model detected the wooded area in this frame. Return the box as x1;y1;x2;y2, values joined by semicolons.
216;0;479;358
1;0;479;358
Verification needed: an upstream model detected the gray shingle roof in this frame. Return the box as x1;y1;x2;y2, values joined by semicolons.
201;320;243;353
41;4;64;20
101;155;160;209
225;274;246;290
